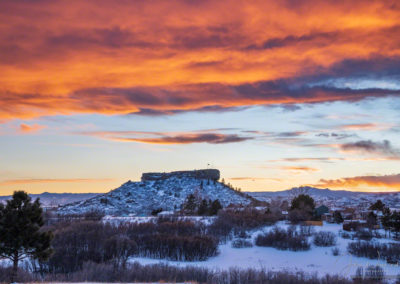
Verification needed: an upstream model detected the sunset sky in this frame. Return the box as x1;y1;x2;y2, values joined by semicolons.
1;0;400;195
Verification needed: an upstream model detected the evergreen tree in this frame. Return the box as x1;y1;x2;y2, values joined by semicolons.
209;199;222;215
183;194;197;215
392;211;400;238
369;200;385;211
0;191;53;282
333;210;344;224
290;194;315;211
366;211;377;229
381;207;392;237
289;194;315;223
197;199;209;216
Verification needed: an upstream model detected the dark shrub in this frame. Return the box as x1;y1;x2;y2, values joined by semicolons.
365;265;384;281
313;231;336;247
0;262;355;284
343;221;365;232
340;231;352;239
255;226;310;251
347;241;400;263
151;208;163;216
332;247;340;256
208;208;280;241
355;228;373;241
299;225;315;236
231;239;253;248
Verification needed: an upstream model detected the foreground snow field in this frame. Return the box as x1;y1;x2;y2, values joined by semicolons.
129;222;400;281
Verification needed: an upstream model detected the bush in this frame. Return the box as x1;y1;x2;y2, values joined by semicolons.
207;208;280;241
38;217;218;274
347;241;400;263
343;221;365;232
364;265;384;281
332;247;340;256
134;234;218;261
231;239;253;248
340;231;352;239
313;231;336;247
355;228;373;241
255;226;310;251
0;262;354;284
299;225;315;237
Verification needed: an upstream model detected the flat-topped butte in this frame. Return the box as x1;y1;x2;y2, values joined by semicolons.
141;169;220;182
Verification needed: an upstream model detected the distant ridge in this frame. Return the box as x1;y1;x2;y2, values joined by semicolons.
247;186;400;207
0;192;100;206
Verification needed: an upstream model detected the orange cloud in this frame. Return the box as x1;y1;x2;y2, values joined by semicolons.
19;123;46;133
77;130;254;145
282;166;319;173
313;174;400;190
229;177;279;181
0;1;399;120
269;157;345;163
339;123;390;131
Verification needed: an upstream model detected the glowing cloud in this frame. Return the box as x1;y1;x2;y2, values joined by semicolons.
0;0;399;120
313;174;400;190
19;123;46;133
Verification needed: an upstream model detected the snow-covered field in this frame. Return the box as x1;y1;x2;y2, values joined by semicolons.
130;222;400;281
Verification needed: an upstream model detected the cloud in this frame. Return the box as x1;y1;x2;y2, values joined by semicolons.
269;157;345;163
338;123;390;131
313;174;400;190
340;140;400;158
229;177;278;181
19;123;46;133
282;166;319;173
78;130;254;145
0;1;400;120
113;133;252;145
0;178;115;185
316;132;356;139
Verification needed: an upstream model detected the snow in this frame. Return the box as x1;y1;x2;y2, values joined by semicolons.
59;173;250;216
129;222;400;281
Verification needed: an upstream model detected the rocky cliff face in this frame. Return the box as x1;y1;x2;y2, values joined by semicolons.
141;169;220;182
58;169;250;216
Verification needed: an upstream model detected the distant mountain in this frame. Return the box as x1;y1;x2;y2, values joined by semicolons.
0;192;100;207
58;169;252;216
248;186;400;208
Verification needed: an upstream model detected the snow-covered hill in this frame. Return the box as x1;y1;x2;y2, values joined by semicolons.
58;169;252;216
0;192;100;207
248;186;400;208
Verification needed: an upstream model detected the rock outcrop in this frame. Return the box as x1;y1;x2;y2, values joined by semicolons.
141;169;220;182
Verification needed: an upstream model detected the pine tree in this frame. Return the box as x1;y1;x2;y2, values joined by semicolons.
333;210;344;224
209;199;222;215
381;207;392;237
392;211;400;238
367;211;377;229
0;191;53;282
197;199;209;216
183;194;197;215
369;200;385;211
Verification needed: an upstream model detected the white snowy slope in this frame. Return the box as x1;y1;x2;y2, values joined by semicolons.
0;192;100;206
58;169;252;216
248;186;400;207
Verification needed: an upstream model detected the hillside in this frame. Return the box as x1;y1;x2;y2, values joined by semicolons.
248;186;400;208
58;169;252;216
0;192;100;207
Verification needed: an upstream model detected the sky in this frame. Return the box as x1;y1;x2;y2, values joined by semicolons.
0;0;400;195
